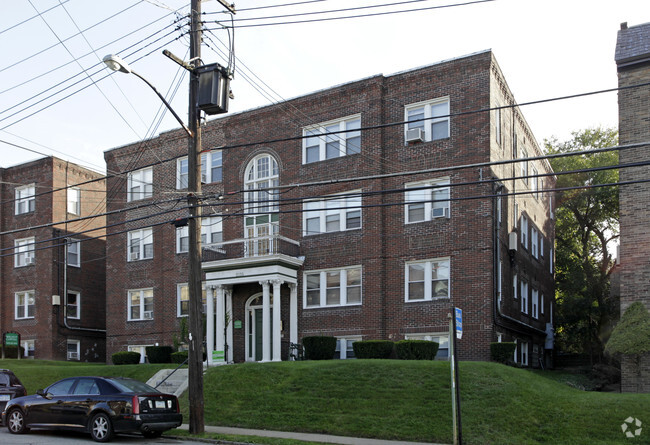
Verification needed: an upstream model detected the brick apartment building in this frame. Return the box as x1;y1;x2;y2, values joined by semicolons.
104;50;555;366
615;21;650;392
0;157;106;361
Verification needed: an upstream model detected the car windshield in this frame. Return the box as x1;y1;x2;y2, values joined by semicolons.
0;374;9;386
108;378;159;394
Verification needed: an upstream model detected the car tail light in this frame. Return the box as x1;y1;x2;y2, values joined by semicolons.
174;396;180;413
132;395;140;415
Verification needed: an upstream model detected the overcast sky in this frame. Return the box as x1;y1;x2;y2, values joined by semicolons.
0;0;646;172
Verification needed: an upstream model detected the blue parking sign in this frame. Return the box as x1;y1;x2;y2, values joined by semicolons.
455;307;462;339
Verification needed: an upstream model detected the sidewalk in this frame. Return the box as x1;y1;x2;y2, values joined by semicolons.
178;424;447;445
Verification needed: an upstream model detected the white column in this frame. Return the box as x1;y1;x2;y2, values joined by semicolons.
206;285;215;365
215;285;225;363
225;286;233;363
272;279;282;361
289;283;298;345
261;280;271;362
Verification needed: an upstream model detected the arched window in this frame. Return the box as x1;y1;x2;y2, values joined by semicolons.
243;154;279;256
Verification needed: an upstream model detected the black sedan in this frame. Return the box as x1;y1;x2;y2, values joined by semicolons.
1;376;182;442
0;369;27;416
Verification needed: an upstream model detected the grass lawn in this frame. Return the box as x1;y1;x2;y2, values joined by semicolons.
182;360;649;445
2;358;648;445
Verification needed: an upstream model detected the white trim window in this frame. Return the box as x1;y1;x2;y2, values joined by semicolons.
128;288;154;321
513;274;518;299
520;215;528;250
15;237;35;267
67;340;80;360
67;291;80;319
127;228;153;261
405;258;450;301
531;164;539;199
127;167;153;201
15;291;35;319
540;236;544;258
495;104;502;146
521;341;529;366
67;187;80;215
15;184;35;215
404;333;450;359
520;148;529;184
520;280;529;314
405;97;450;142
303;192;361;235
245;154;279;214
176;283;208;317
335;336;362;359
304;266;362;308
176;216;223;253
128;345;153;364
532;288;539;319
22;340;35;358
541;293;545;315
177;150;223;188
405;179;450;223
531;227;538;259
303;115;361;164
67;240;80;267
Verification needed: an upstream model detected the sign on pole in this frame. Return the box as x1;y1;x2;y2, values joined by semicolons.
455;307;462;339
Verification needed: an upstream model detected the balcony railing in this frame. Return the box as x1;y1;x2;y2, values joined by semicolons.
202;235;300;262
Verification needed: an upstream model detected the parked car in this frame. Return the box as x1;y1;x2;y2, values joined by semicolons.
0;369;27;420
2;376;182;442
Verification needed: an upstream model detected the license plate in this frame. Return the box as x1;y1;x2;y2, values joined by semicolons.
0;395;10;401
155;400;166;409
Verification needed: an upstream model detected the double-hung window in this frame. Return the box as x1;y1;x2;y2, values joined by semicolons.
127;228;153;261
176;150;223;188
521;215;528;249
520;148;529;185
303;115;361;164
405;179;450;223
530;164;539;198
15;291;35;319
304;266;362;308
128;167;153;201
532;288;539;319
176;283;207;317
335;336;362;360
404;333;450;359
67;340;80;360
176;216;223;253
303;192;361;235
531;227;538;259
405;97;450;142
15;237;35;267
67;240;80;267
67;291;80;319
520;280;529;314
128;288;154;321
15;184;35;215
405;258;450;301
67;187;80;215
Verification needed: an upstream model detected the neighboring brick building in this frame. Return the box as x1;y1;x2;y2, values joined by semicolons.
0;157;106;361
615;21;650;392
104;50;555;366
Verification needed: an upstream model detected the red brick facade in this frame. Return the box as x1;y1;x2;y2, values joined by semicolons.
104;50;555;365
0;157;106;361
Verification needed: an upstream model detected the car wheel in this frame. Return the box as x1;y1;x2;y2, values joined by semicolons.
89;412;113;442
142;430;163;438
7;408;29;434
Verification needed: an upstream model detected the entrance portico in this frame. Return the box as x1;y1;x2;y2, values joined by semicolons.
204;253;302;363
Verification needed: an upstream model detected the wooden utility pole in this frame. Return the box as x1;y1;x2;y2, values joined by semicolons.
187;0;204;434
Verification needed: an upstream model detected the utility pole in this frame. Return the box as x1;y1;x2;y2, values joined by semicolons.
187;0;204;434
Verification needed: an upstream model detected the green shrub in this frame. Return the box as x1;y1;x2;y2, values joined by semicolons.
112;351;141;365
302;336;336;360
490;342;517;364
146;346;174;363
395;340;439;360
2;346;25;359
353;340;394;359
171;351;189;364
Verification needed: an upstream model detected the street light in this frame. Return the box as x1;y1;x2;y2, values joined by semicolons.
102;54;193;137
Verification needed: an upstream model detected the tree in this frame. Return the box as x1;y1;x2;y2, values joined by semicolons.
545;127;619;362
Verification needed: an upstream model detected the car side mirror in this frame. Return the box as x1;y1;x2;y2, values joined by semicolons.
36;389;52;399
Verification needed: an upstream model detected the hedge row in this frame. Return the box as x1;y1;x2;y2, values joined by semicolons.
111;346;183;365
300;337;441;361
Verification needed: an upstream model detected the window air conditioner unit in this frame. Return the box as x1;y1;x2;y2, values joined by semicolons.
131;252;140;261
25;257;35;265
144;311;153;320
509;232;518;251
406;128;425;143
68;352;78;360
432;207;449;218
